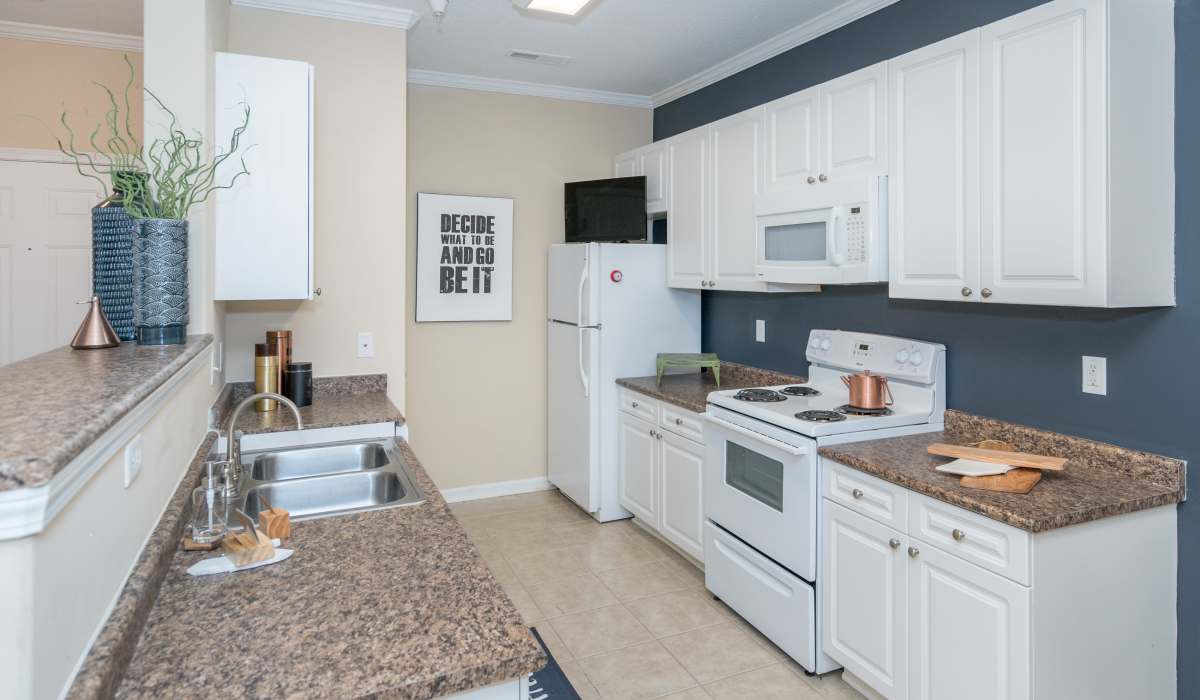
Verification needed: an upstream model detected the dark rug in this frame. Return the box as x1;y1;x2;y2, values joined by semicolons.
529;627;581;700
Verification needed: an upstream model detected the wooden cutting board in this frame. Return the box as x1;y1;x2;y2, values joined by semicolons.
927;443;1067;471
960;467;1043;494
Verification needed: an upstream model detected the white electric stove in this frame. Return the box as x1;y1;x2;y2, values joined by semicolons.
703;329;946;675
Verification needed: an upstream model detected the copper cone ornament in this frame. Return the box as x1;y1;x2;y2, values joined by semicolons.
71;296;121;350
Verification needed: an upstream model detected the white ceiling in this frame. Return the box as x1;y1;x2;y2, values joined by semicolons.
0;0;894;102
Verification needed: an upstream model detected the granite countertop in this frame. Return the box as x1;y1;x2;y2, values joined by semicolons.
819;410;1186;533
71;388;543;700
225;374;405;435
0;336;213;492
616;361;807;413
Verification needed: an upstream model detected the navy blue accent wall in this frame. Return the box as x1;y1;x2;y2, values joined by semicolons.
654;1;1200;696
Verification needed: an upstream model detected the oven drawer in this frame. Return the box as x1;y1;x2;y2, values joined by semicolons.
618;388;658;423
908;492;1031;586
660;404;704;443
704;522;815;671
823;460;908;532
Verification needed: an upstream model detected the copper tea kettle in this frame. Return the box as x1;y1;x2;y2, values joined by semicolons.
841;370;893;410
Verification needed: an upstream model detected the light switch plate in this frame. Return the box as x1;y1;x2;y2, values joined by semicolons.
357;332;375;358
1082;356;1106;395
755;320;766;343
124;434;144;488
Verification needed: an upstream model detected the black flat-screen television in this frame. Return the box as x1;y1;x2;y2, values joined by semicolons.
564;176;647;243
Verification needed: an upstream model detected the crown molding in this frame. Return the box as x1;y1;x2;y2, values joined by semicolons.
231;0;422;30
408;69;654;109
651;0;900;107
0;20;141;52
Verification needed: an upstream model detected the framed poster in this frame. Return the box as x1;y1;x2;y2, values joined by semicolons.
416;193;514;322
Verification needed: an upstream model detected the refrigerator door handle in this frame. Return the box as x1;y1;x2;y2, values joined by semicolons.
578;326;590;397
576;255;590;328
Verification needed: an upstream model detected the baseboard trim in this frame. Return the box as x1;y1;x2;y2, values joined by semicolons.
440;477;554;504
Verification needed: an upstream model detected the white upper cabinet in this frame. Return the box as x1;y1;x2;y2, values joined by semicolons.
666;126;709;288
709;108;765;291
614;152;638;179
820;61;888;181
762;87;819;196
888;30;981;303
614;143;669;214
891;0;1175;307
214;52;313;301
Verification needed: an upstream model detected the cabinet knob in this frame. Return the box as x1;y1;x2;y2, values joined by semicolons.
981;288;993;298
649;428;655;437
952;528;966;542
700;280;708;288
807;176;816;185
818;173;828;182
675;418;684;425
709;280;716;288
961;287;973;297
908;546;920;559
889;538;901;549
631;401;639;408
851;488;864;499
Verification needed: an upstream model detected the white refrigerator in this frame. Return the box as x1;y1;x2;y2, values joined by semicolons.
547;243;701;521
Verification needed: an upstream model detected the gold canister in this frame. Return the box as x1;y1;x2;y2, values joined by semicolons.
254;342;278;412
266;330;292;397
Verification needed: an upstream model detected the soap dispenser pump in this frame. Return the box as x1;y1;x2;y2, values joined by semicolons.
70;296;121;350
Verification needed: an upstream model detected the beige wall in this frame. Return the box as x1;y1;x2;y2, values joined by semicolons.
0;38;143;151
406;86;650;490
223;7;408;410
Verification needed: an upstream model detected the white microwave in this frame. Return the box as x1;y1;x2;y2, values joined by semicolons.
754;175;888;285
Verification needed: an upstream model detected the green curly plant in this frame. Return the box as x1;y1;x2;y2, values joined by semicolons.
56;54;145;200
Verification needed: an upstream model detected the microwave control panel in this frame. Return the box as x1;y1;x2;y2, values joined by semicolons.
845;206;867;264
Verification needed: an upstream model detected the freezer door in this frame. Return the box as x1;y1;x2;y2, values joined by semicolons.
548;319;599;512
548;243;594;325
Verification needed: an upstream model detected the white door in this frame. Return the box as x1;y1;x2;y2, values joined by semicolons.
819;61;888;181
888;30;981;303
618;411;658;524
709;108;764;292
0;159;102;367
762;87;820;196
979;0;1106;307
614;150;638;179
548;320;599;513
908;540;1031;700
666;127;708;289
659;431;704;561
640;143;668;214
823;502;907;700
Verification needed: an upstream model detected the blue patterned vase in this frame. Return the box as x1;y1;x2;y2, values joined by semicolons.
91;198;137;341
132;218;189;345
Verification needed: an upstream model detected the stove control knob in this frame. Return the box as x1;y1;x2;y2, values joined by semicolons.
909;351;923;366
820;338;832;351
809;337;821;349
895;350;910;364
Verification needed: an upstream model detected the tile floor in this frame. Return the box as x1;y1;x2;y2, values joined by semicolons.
451;489;866;700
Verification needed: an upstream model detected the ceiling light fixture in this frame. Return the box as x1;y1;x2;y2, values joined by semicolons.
428;0;449;23
512;0;594;16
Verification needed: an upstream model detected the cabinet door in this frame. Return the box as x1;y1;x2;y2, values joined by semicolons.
615;151;639;179
709;108;765;292
908;540;1030;700
618;412;658;525
979;0;1106;307
762;87;820;195
888;30;981;302
823;502;907;700
640;143;669;214
659;431;705;561
819;61;888;181
666;127;708;289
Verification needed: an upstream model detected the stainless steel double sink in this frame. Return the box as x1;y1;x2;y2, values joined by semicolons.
229;438;424;522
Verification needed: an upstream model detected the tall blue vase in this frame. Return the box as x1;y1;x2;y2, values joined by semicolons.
132;218;189;345
91;198;137;341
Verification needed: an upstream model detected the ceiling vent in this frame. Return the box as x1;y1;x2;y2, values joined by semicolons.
507;49;572;67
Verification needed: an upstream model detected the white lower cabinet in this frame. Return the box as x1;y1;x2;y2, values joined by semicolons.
617;391;705;561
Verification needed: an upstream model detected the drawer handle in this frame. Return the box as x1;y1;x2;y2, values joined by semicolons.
851;488;864;499
675;418;684;425
807;176;816;185
908;546;920;559
632;401;639;408
952;528;966;542
889;538;901;549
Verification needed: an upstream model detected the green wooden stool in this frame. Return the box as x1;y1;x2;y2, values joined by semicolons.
656;353;721;386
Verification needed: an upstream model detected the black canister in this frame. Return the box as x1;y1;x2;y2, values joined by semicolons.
283;362;313;407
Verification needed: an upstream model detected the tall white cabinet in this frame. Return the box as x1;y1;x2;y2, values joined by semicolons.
613;142;668;214
888;0;1175;307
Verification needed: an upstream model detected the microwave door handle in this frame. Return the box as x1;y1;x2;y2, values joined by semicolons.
830;212;845;267
705;414;809;457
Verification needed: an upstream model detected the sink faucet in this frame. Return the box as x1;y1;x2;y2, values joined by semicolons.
221;392;304;494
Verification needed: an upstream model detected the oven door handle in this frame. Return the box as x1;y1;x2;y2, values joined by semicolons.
705;414;810;457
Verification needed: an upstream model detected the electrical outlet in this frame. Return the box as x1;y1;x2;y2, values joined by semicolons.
357;332;375;359
210;341;223;386
755;320;766;343
1082;356;1107;395
124;434;144;488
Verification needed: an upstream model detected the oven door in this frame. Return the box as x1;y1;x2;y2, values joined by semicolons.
703;409;817;580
